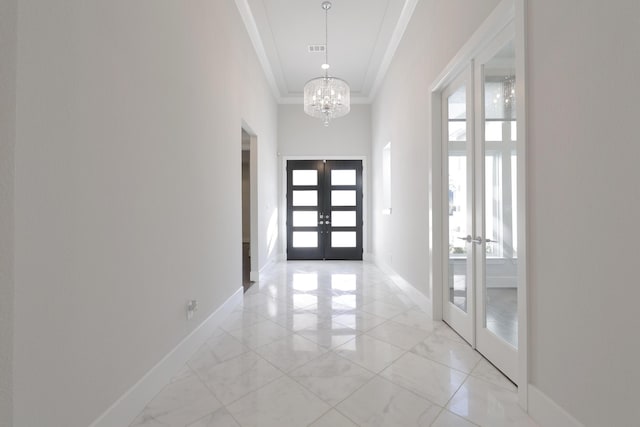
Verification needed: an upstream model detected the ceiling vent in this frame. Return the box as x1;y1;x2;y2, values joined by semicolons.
307;44;326;53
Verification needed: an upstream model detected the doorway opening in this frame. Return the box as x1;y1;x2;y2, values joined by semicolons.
241;129;254;292
286;160;363;260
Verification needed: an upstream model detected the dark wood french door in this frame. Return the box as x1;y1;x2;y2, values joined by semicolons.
287;160;363;260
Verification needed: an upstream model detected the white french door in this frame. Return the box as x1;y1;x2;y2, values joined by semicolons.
443;25;520;382
442;70;475;345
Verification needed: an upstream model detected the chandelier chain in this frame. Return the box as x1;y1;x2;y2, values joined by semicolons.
325;4;328;74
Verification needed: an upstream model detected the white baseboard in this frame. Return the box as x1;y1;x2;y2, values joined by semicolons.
249;271;259;282
372;255;433;316
89;287;244;427
528;384;583;427
251;254;280;282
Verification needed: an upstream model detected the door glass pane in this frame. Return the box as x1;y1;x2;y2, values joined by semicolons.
447;85;469;313
511;154;518;256
293;190;317;206
332;232;356;247
293;170;318;186
485;121;504;141
293;232;318;248
448;154;468;312
331;170;356;186
485;153;502;258
293;211;318;227
448;86;467;141
483;41;518;348
331;211;356;227
448;121;466;141
331;190;356;206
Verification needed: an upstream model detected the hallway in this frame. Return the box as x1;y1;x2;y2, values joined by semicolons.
130;261;537;427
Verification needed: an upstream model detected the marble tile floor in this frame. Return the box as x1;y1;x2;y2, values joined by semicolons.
130;261;538;427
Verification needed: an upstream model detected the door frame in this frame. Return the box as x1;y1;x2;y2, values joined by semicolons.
281;156;368;260
428;0;528;408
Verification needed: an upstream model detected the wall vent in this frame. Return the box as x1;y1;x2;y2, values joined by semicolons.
307;45;326;53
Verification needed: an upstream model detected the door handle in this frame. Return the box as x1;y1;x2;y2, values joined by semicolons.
472;236;497;244
457;235;486;244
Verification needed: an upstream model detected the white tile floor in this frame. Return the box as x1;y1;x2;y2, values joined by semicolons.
130;261;538;427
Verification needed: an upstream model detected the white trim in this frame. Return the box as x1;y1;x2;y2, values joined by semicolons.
373;255;432;316
233;0;280;100
528;385;584;427
89;288;244;427
515;0;529;409
233;0;419;104
252;254;279;282
429;0;515;93
368;0;420;101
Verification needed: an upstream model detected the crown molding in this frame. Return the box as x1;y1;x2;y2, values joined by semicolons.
235;0;419;105
368;0;420;101
233;0;281;100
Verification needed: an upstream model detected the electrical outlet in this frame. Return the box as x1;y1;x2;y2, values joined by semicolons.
186;299;198;320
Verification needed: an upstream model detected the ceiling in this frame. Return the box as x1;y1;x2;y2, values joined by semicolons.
236;0;419;104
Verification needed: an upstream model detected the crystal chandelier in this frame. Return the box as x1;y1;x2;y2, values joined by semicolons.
303;1;350;126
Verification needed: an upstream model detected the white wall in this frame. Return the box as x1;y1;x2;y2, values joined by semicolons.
374;0;640;424
278;104;372;255
278;104;372;157
371;0;500;297
527;1;640;425
0;0;17;425
13;1;278;426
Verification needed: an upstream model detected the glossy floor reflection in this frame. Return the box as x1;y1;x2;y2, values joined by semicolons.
130;261;537;427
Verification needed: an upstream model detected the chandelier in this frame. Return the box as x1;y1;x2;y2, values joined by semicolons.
303;1;350;126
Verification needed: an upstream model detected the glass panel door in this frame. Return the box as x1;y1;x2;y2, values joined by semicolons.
440;26;520;384
442;71;475;344
287;160;363;260
324;160;363;260
287;160;325;259
474;32;519;381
